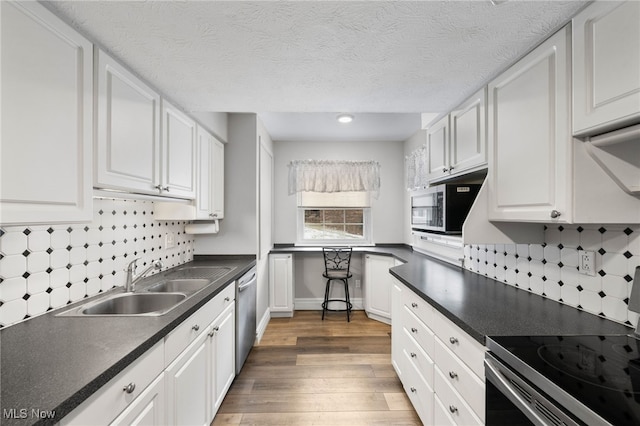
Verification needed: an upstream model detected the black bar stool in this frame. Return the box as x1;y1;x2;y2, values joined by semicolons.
321;247;353;322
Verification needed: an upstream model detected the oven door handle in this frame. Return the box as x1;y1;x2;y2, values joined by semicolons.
485;357;548;425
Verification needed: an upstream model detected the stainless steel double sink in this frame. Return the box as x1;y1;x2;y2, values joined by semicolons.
58;266;234;317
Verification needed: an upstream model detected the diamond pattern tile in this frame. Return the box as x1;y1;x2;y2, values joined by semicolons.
0;198;194;327
464;224;640;327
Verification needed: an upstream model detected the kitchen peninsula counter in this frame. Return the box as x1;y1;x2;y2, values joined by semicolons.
270;245;630;343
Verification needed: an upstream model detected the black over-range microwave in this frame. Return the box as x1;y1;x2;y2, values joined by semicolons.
411;183;481;235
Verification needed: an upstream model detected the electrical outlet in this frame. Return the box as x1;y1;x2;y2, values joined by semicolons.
165;232;175;249
355;279;361;288
578;250;596;276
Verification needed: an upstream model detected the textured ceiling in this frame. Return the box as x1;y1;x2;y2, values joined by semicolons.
45;0;587;140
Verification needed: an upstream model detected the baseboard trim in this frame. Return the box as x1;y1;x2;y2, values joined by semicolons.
255;307;270;344
294;297;364;311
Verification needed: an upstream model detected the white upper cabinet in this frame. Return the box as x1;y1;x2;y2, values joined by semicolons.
94;49;161;195
161;101;197;199
573;1;640;136
1;1;92;224
487;26;572;222
424;88;487;184
425;116;450;182
449;88;487;175
195;126;224;220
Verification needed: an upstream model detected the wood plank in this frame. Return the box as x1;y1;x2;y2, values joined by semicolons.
213;309;419;424
212;411;421;426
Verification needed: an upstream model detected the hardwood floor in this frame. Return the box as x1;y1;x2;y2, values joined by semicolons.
213;310;421;425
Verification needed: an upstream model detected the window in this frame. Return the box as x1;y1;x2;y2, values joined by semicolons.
297;191;372;245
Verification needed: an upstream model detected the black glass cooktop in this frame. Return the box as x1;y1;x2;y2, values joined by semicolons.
489;334;640;426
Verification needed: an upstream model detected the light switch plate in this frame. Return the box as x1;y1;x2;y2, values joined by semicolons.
165;232;175;249
578;250;596;276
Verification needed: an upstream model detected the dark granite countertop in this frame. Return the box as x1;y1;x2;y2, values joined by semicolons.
271;244;631;343
0;255;255;426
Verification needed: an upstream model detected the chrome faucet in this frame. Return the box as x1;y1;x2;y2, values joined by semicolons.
124;258;164;292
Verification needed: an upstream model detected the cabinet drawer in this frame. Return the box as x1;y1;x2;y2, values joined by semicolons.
434;367;482;426
431;309;486;378
402;287;433;326
164;284;235;365
60;341;164;425
434;338;485;421
401;327;434;388
402;348;434;425
434;393;456;426
402;305;435;358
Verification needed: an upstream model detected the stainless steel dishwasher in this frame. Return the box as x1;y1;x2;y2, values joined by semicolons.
235;266;257;375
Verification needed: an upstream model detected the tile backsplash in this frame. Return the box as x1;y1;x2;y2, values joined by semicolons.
464;224;640;328
0;198;194;328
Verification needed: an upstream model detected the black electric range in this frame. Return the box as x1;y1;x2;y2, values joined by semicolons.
487;334;640;426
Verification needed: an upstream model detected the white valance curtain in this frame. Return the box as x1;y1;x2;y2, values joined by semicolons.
288;160;381;198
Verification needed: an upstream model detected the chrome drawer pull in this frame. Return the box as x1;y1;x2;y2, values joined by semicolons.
123;383;136;394
449;371;458;379
411;327;418;333
224;297;230;302
449;336;458;344
208;327;219;337
192;324;200;332
410;387;417;393
449;405;458;414
410;352;417;358
411;302;418;308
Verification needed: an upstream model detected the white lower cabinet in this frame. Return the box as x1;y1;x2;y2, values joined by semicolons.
110;373;165;426
269;253;294;317
392;279;486;425
60;341;165;425
364;255;403;324
165;330;209;426
209;304;236;416
61;285;236;425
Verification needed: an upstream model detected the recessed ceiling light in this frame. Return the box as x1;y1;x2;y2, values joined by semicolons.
337;114;354;124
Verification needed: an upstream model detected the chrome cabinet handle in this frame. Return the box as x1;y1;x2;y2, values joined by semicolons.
449;405;458;414
410;387;417;393
411;302;418;308
208;326;220;338
410;352;417;358
442;167;448;173
209;213;218;218
411;327;418;333
123;383;136;394
154;185;170;192
550;210;561;218
224;297;230;302
449;166;454;171
192;324;200;332
449;371;458;379
449;337;458;344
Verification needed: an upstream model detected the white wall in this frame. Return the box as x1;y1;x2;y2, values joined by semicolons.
256;119;274;336
191;111;229;143
273;139;405;244
195;113;257;255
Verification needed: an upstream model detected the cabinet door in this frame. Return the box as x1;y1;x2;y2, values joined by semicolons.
208;304;235;420
487;26;571;222
161;100;196;199
425;116;450;181
195;126;213;219
210;138;225;219
391;280;404;378
269;254;294;316
165;332;209;426
110;374;165;426
95;49;161;195
364;255;395;323
573;1;640;135
450;88;487;175
1;1;92;224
